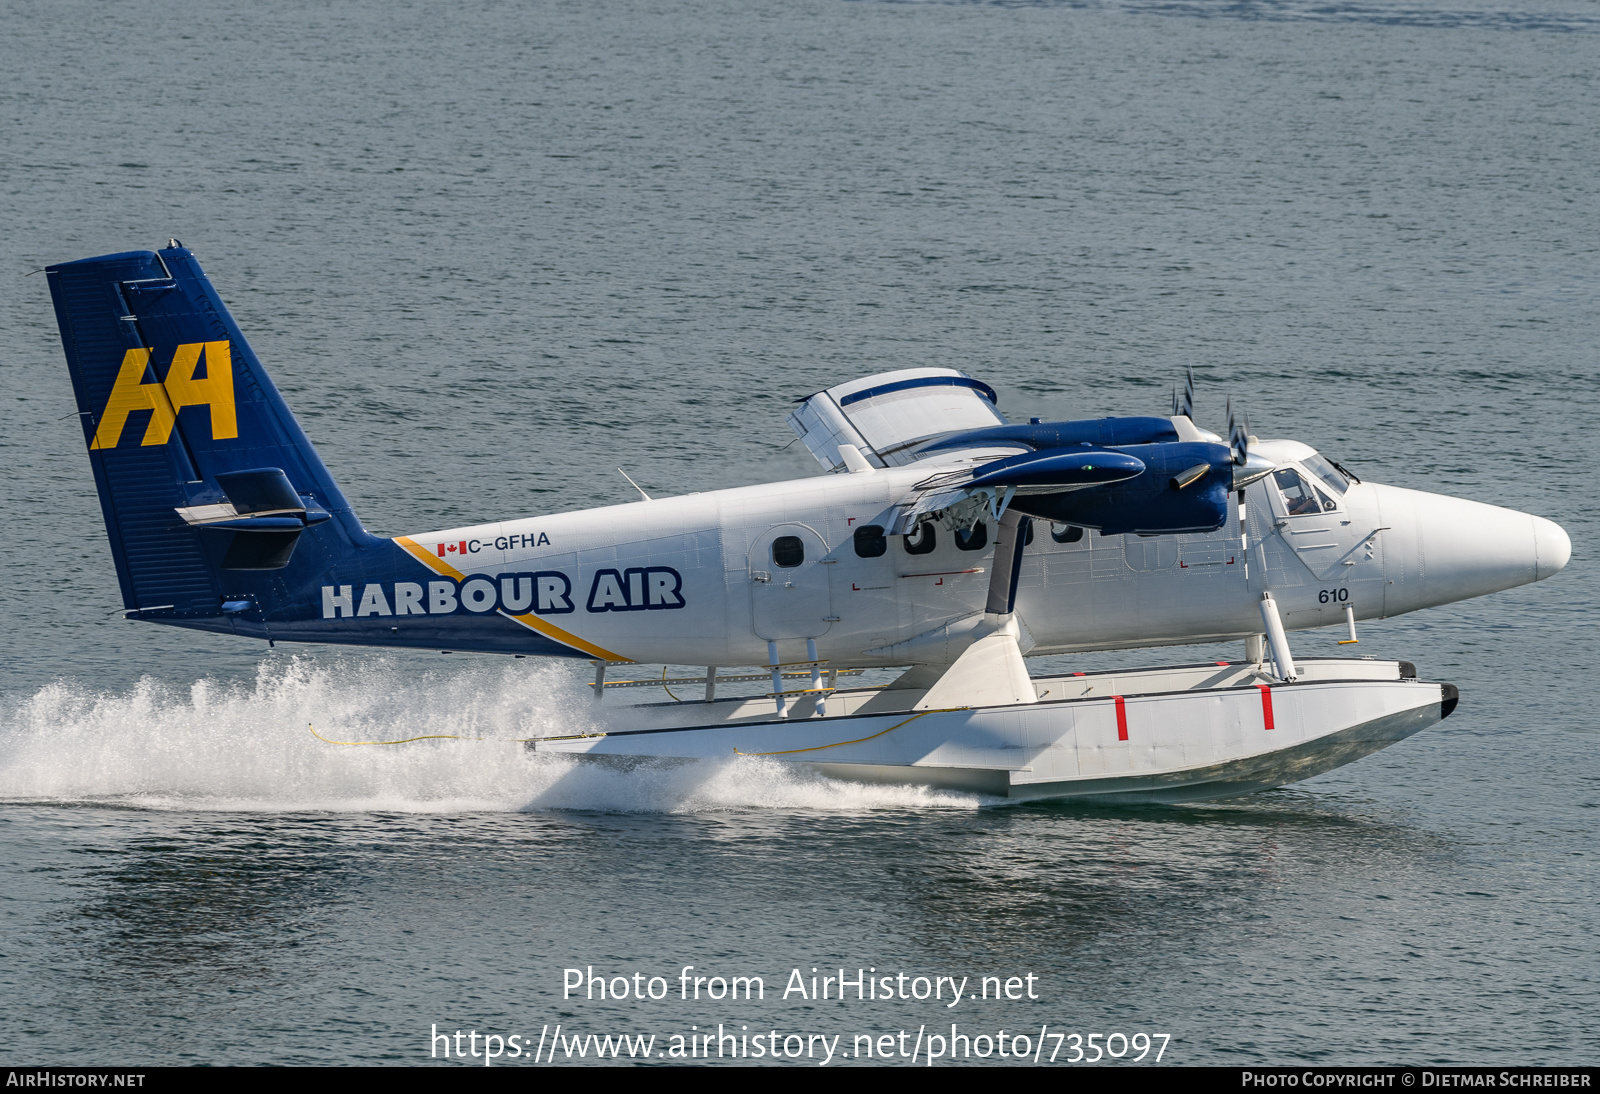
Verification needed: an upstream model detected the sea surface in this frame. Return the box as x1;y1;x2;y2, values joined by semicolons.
1;0;1595;1067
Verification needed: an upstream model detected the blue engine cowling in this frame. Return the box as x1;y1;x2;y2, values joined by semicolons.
966;448;1147;491
998;441;1234;535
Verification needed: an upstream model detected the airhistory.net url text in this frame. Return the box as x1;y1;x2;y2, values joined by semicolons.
430;1023;1171;1065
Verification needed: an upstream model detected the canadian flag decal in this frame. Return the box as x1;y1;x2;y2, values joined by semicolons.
437;540;468;557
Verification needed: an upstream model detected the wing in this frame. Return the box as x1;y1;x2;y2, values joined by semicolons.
787;368;1009;471
897;448;1150;532
789;369;1247;537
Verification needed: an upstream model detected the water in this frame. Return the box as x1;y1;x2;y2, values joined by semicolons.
1;0;1595;1066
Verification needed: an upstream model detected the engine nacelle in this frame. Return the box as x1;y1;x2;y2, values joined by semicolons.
1005;442;1234;535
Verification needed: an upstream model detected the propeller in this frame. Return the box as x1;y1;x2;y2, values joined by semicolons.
1223;396;1274;490
1220;394;1295;679
1167;372;1273;490
1227;397;1248;467
1166;374;1274;568
1172;367;1196;421
1231;395;1254;582
1168;373;1297;681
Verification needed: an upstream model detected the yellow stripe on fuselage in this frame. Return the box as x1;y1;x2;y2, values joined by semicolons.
499;611;632;663
395;535;465;579
392;536;632;663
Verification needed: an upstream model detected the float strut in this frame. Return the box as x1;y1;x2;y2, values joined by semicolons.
703;666;717;703
1339;604;1359;645
1245;634;1266;666
592;660;606;702
1259;592;1297;682
807;638;824;717
768;641;787;719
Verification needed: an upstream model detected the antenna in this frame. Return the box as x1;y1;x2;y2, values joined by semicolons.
617;467;652;501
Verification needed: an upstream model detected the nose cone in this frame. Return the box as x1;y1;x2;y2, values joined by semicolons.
1373;485;1571;613
1533;515;1572;581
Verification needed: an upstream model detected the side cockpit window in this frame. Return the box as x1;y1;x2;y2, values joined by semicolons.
1273;468;1337;516
1301;453;1351;496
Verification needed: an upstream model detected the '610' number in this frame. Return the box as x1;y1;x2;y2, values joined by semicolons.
1318;588;1350;604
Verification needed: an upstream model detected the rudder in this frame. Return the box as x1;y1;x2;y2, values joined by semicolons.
47;243;379;620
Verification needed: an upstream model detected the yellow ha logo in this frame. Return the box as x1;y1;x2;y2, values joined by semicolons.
91;341;238;450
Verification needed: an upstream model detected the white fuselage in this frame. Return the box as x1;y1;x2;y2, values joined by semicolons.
400;439;1569;668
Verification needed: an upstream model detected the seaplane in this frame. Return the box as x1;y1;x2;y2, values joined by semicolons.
45;243;1572;803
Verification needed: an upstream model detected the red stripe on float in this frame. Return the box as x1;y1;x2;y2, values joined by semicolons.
1113;695;1129;741
1257;684;1274;730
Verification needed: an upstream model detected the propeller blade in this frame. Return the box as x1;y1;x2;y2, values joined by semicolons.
1227;396;1249;465
1179;367;1196;421
1227;398;1275;488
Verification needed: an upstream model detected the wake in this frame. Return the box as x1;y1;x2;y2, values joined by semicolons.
0;656;981;814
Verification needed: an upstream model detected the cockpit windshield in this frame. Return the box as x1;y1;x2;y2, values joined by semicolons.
1273;468;1338;516
1301;453;1351;496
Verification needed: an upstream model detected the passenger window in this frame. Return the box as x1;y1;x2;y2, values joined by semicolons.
1273;468;1337;516
772;535;804;568
903;522;937;555
1051;522;1084;544
956;522;988;552
853;524;887;558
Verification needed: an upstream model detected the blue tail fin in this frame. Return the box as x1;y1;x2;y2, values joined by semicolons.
47;243;382;622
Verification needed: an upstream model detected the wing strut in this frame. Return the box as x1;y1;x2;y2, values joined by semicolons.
985;510;1031;617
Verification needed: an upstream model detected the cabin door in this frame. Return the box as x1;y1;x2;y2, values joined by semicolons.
749;523;833;641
